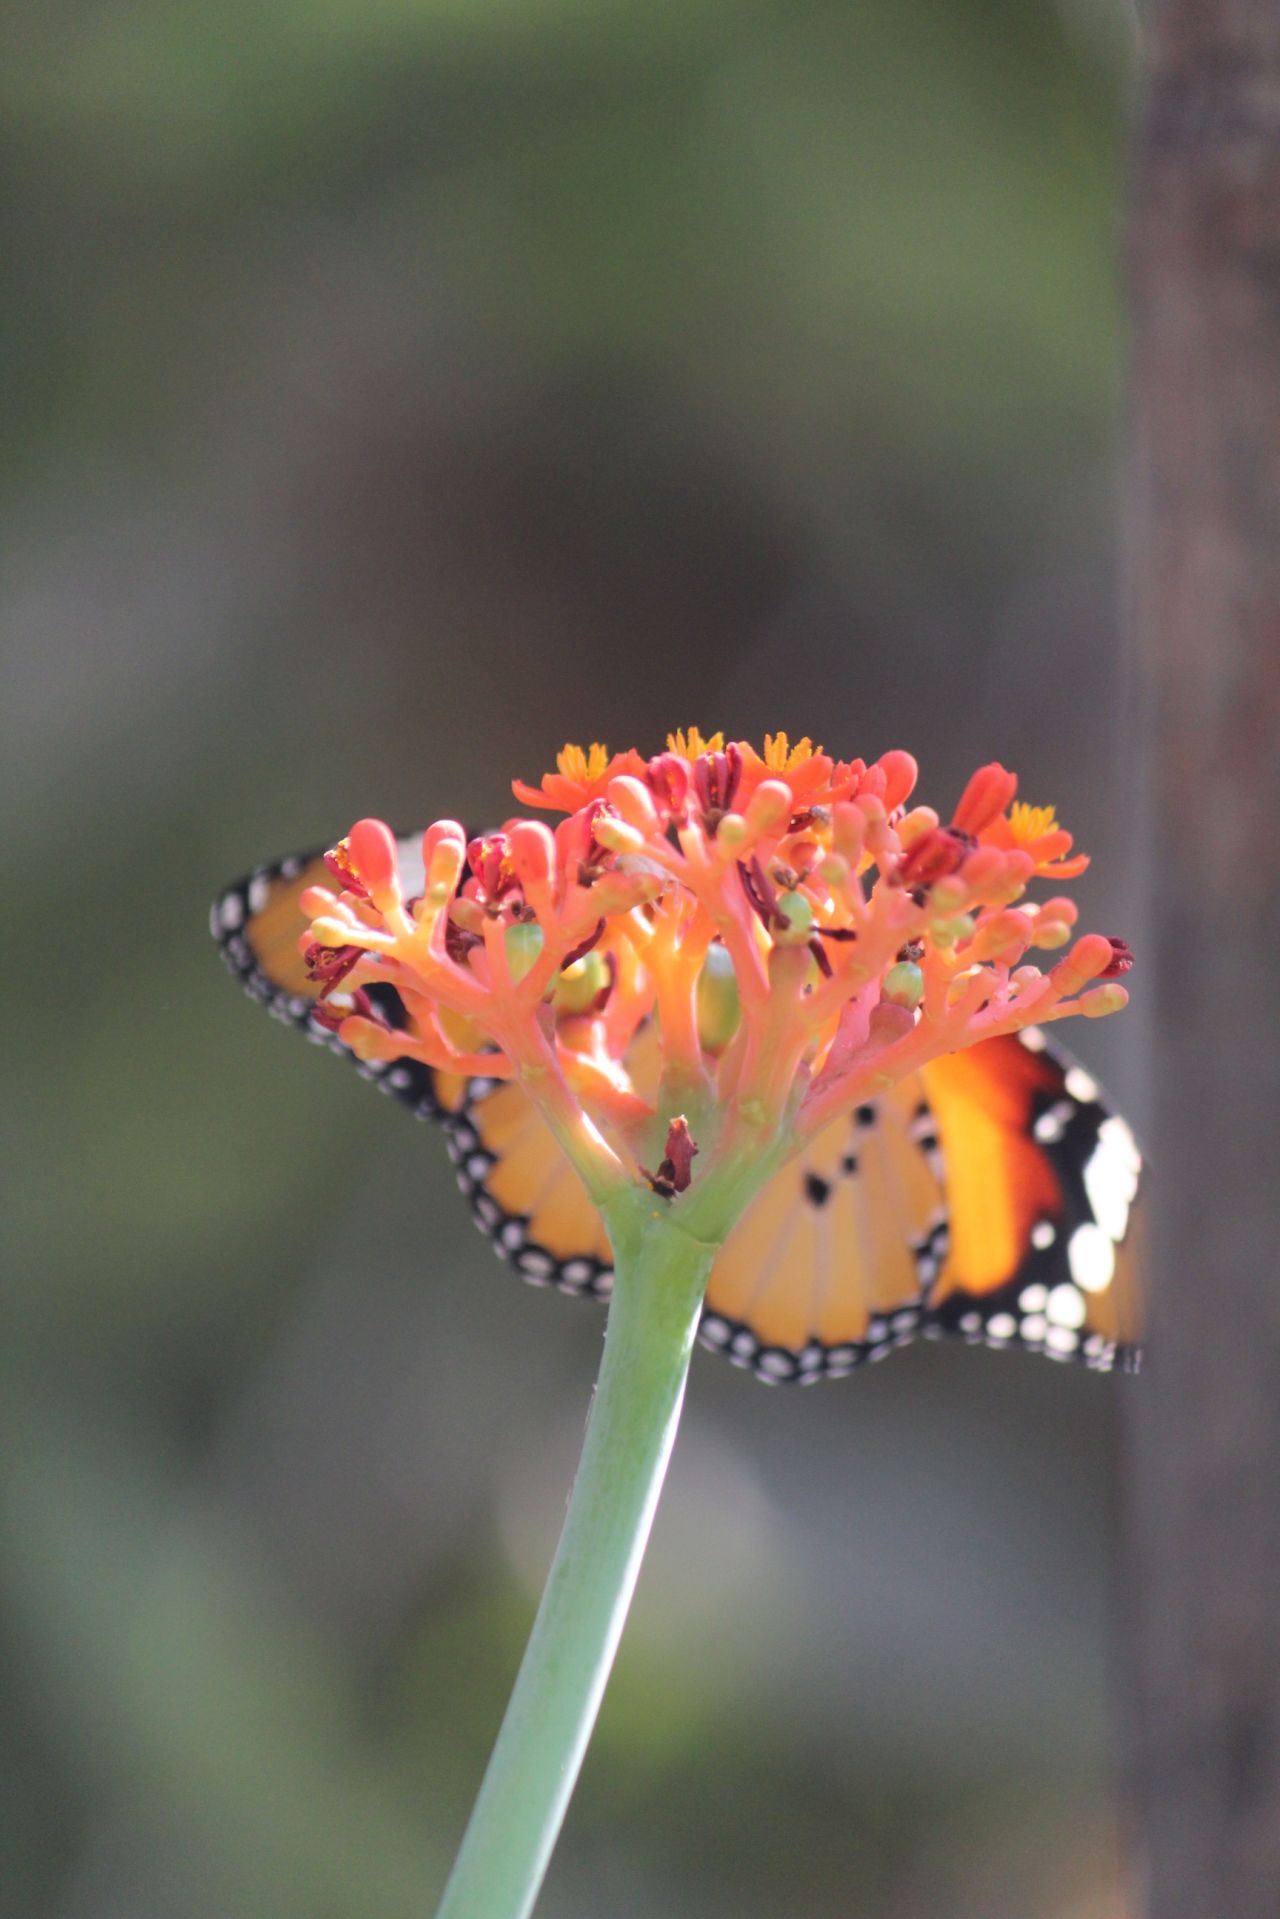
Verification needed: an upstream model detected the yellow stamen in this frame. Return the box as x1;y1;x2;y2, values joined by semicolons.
763;732;822;773
556;742;612;784
667;727;725;758
1007;801;1059;844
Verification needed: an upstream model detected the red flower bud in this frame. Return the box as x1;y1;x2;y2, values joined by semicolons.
347;818;400;902
645;1115;699;1197
1100;936;1134;978
951;762;1018;837
896;826;975;889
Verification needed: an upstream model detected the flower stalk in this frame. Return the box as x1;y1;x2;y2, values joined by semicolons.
434;1192;714;1919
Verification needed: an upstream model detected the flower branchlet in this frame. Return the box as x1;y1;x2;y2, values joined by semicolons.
300;737;1130;1238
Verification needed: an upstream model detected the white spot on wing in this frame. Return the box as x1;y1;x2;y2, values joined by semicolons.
1084;1115;1142;1243
1100;1114;1141;1173
1046;1282;1087;1329
1033;1099;1075;1144
1068;1222;1116;1294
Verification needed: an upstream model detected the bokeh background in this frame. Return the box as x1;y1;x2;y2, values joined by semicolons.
3;2;1148;1914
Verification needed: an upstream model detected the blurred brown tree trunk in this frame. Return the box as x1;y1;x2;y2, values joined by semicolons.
1126;4;1280;1917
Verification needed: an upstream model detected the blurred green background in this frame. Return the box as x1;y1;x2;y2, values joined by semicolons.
3;1;1146;1914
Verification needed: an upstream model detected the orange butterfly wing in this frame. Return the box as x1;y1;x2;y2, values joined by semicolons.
922;1031;1143;1369
212;843;449;1123
698;1080;947;1380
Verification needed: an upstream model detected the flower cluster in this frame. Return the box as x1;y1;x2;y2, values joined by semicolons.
299;735;1130;1238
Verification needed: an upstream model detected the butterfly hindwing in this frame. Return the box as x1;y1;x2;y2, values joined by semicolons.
445;1076;615;1298
699;1080;949;1382
214;843;1143;1380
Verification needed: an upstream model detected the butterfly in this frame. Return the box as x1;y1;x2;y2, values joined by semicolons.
212;837;1144;1384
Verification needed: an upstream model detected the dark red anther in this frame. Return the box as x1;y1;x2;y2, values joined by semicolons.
560;919;606;971
590;949;618;1014
646;752;690;815
466;832;524;910
895;826;975;890
444;915;483;966
310;986;387;1033
809;937;833;979
722;742;743;809
692;743;743;823
323;844;369;899
737;856;778;927
1100;936;1134;978
555;799;619;888
644;1116;699;1198
303;941;363;994
467;833;504;892
692;755;714;816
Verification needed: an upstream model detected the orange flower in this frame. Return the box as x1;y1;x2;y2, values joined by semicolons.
735;733;834;809
512;741;647;813
301;738;1128;1220
980;799;1090;879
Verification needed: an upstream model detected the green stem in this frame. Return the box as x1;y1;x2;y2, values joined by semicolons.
434;1198;714;1919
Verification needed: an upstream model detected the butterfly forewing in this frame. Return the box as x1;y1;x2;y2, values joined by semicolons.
211;841;446;1122
922;1032;1143;1371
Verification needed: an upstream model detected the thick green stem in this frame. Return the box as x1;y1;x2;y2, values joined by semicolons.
434;1198;714;1919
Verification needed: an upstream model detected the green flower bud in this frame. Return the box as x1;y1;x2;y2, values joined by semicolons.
774;889;814;942
696;943;741;1052
554;949;609;1014
504;920;544;983
883;960;925;1009
931;912;975;949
